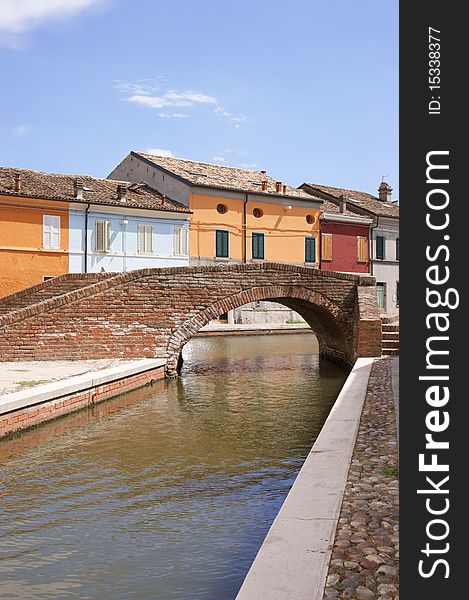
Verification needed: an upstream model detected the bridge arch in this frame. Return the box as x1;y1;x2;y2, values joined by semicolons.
166;285;353;376
0;262;382;369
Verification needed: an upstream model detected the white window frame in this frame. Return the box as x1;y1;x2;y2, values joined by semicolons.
137;223;154;254
95;220;111;253
43;215;60;250
173;227;189;256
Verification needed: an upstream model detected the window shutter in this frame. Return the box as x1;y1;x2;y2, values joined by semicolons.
216;230;229;258
252;232;264;259
305;237;316;263
146;225;153;253
396;238;399;261
181;228;188;256
174;227;188;255
138;224;145;253
357;236;368;262
376;236;385;259
104;221;111;252
43;215;60;249
95;220;111;252
322;233;332;260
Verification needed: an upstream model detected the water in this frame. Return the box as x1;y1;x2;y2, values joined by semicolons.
0;333;348;600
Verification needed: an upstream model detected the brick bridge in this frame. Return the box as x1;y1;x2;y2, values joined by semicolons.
0;263;382;376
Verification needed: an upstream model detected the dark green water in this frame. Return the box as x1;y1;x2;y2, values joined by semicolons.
0;333;347;599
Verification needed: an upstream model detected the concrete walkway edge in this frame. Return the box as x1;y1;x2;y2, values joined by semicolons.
0;359;166;415
235;357;375;600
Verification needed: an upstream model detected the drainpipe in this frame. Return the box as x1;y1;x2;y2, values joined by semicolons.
84;203;90;273
243;193;248;263
369;214;379;276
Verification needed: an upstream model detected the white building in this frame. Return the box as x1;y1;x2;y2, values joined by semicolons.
67;177;191;273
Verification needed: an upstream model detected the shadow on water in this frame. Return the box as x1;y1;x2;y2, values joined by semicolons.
0;333;348;600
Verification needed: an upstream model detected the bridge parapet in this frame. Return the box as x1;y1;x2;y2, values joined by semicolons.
0;263;381;372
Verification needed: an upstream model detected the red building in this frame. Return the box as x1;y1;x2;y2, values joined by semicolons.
319;200;372;273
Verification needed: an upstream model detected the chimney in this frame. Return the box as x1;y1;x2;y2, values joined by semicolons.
378;181;392;202
282;184;287;194
161;194;167;206
117;183;127;203
339;194;347;213
275;181;282;193
74;178;84;200
261;180;268;191
14;173;21;193
260;170;267;175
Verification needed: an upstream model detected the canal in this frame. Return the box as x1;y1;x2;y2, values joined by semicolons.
0;333;348;600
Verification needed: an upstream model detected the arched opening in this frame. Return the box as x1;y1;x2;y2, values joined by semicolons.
165;285;353;376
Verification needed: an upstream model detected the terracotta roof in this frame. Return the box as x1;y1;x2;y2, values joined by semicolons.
132;151;318;202
0;166;190;213
302;183;399;218
320;199;369;219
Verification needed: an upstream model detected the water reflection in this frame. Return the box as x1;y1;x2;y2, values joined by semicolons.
0;333;347;600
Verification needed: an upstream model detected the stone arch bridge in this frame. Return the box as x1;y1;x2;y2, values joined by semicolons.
0;263;382;376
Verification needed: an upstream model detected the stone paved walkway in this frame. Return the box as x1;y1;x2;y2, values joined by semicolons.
323;358;399;600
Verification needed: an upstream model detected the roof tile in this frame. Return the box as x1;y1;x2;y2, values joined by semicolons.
0;166;190;213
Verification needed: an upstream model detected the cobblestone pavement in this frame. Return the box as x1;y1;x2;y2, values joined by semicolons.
323;358;399;600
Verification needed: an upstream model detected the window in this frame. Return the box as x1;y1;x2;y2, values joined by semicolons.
376;235;386;259
215;229;229;258
376;282;386;310
174;227;189;256
357;236;368;263
305;236;316;263
216;203;228;214
253;207;263;218
43;276;55;282
396;282;399;307
138;224;153;254
396;238;399;261
321;233;332;261
252;232;265;259
43;215;60;249
95;220;111;253
306;214;315;225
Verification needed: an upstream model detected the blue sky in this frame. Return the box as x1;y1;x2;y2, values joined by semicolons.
0;0;398;197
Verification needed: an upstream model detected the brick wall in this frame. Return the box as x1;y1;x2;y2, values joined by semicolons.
0;263;382;373
0;364;165;438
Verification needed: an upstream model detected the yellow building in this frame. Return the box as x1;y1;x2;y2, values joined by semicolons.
108;152;322;266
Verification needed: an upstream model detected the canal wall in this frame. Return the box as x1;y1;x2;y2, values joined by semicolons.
0;359;165;438
235;357;375;600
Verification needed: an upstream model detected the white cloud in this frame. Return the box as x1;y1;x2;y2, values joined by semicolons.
11;124;30;136
158;111;189;119
0;0;108;35
212;156;225;163
239;162;258;169
144;148;174;157
116;80;246;125
127;90;217;110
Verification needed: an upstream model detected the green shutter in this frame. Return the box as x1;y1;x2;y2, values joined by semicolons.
252;232;264;259
305;237;316;263
216;230;229;258
376;236;385;259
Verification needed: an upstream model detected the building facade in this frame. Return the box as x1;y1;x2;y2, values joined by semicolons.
0;167;190;297
108;152;322;267
301;181;399;315
319;200;372;274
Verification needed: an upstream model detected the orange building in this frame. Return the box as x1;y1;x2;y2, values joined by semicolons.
0;169;70;297
108;152;322;266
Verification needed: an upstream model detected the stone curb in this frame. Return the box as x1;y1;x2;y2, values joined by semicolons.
0;358;166;415
235;357;375;600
